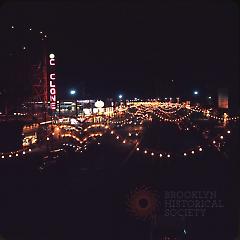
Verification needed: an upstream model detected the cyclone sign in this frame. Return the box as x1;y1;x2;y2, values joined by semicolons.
49;53;56;110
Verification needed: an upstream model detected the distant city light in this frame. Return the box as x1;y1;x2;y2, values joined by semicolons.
22;46;26;50
208;96;212;99
193;91;199;95
11;25;14;29
29;27;32;31
49;53;55;59
70;90;76;95
118;94;123;99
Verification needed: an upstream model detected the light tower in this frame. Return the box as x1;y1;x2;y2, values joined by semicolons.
31;30;49;120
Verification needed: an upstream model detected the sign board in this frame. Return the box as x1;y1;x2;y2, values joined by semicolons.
49;53;56;110
95;100;104;108
218;88;228;109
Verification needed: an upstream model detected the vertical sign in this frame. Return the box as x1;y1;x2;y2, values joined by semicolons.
218;88;228;109
49;53;56;110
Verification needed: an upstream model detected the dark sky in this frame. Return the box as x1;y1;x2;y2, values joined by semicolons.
0;1;239;99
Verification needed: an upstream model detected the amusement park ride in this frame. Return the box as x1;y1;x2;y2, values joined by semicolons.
0;25;56;122
30;30;56;122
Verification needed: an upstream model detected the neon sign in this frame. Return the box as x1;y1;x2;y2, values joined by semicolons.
49;53;56;110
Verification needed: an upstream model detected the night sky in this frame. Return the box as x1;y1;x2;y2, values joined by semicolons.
0;1;239;100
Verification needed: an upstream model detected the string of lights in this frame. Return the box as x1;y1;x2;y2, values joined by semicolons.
58;114;233;161
152;111;192;123
0;147;32;160
0;102;238;161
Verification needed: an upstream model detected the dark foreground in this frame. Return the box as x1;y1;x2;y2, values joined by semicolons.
0;120;239;240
